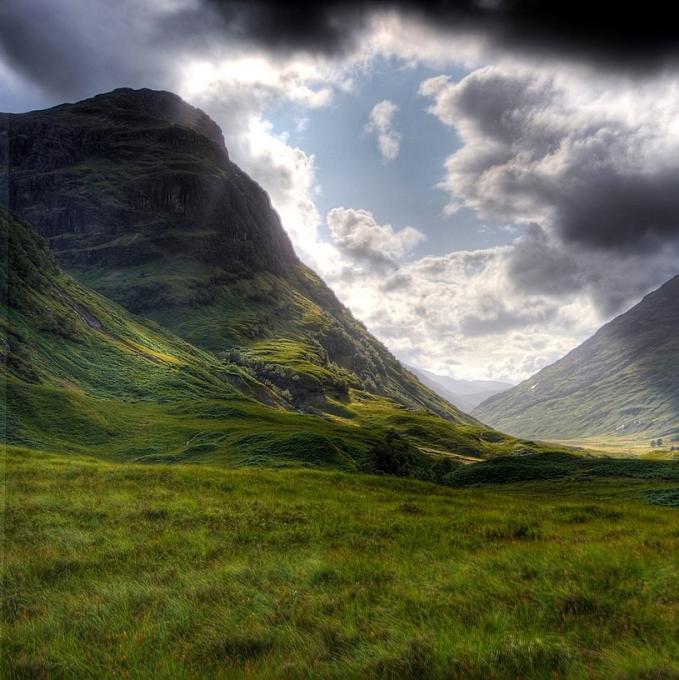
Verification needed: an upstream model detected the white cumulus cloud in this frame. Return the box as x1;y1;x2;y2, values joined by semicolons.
327;207;424;270
365;99;401;162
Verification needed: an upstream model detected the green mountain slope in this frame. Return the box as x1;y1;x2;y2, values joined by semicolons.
1;88;462;421
473;276;679;440
2;208;551;472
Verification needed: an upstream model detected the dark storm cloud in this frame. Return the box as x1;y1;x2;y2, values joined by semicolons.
3;0;679;103
201;1;363;54
505;222;679;318
203;0;679;70
420;64;679;318
0;0;97;96
548;170;679;251
424;67;679;254
0;0;175;103
507;224;584;297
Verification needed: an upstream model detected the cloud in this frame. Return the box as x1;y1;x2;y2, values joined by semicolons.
0;0;178;103
506;224;679;317
418;65;679;324
421;65;679;254
322;237;593;382
459;306;557;338
200;0;364;56
365;99;401;161
321;206;679;382
506;224;584;298
4;0;679;110
200;1;679;72
182;57;335;108
327;207;424;269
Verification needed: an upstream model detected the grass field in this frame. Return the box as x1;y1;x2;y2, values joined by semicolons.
3;446;679;679
552;435;679;459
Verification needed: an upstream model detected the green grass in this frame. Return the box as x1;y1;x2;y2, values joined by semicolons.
3;446;679;679
88;260;472;420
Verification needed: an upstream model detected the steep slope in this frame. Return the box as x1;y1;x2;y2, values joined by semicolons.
1;207;290;458
3;209;548;470
408;365;512;411
474;276;679;439
1;88;463;421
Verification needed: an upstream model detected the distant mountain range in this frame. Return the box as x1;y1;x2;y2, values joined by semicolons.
407;365;512;412
474;276;679;440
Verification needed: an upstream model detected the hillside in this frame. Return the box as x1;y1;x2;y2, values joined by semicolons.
1;88;463;421
2;208;556;471
474;276;679;440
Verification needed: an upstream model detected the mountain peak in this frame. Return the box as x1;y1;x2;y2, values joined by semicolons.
69;87;228;153
2;88;296;275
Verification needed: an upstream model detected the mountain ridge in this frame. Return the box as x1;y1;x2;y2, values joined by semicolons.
406;364;512;412
473;275;679;439
2;203;569;475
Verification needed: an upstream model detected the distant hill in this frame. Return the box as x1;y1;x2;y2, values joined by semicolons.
473;276;679;440
407;365;512;412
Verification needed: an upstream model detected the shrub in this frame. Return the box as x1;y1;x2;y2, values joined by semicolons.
370;429;421;477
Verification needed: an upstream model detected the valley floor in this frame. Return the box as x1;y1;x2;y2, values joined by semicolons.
2;447;679;679
550;435;679;459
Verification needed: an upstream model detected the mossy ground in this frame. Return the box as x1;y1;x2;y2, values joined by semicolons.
3;446;679;679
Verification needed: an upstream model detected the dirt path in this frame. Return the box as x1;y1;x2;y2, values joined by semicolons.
418;446;483;464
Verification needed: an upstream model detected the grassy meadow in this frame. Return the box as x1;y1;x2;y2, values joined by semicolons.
551;435;679;459
3;446;679;679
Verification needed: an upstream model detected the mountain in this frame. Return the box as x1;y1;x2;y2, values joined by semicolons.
473;276;679;440
1;90;564;468
1;87;460;421
3;207;552;472
407;365;512;412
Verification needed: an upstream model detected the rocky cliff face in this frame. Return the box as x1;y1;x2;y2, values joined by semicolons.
1;88;296;274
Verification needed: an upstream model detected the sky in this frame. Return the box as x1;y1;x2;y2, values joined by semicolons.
2;0;679;383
